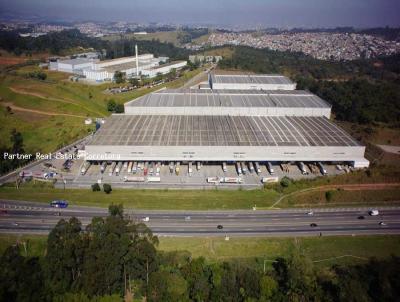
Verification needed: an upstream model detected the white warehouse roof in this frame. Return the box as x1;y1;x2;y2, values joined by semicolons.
126;89;330;108
210;74;295;85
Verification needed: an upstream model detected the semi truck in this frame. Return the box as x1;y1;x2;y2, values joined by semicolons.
266;162;274;175
236;162;242;175
127;162;133;173
169;162;174;173
241;162;248;174
254;162;261;174
248;162;255;173
222;162;227;172
124;176;145;182
100;162;107;174
109;162;117;176
115;162;123;176
317;162;327;175
221;177;242;184
175;162;180;175
147;176;161;182
188;162;193;177
297;162;308;175
81;162;91;175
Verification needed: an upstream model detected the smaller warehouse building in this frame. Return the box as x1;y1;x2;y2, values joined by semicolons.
124;89;332;118
209;74;296;90
49;58;98;74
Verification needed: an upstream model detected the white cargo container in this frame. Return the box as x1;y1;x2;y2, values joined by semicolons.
147;176;161;182
262;177;279;183
221;177;242;184
207;177;221;184
124;176;145;182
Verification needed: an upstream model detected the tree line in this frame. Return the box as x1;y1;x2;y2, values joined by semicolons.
1;204;400;301
218;46;400;125
0;29;190;61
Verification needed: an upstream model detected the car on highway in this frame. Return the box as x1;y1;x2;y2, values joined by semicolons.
50;200;68;208
12;222;19;226
307;211;314;216
369;209;379;216
357;215;365;220
379;221;387;226
142;217;150;222
217;225;223;229
0;209;8;215
184;216;191;221
310;223;318;227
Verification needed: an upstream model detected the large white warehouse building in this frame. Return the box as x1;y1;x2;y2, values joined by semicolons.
124;89;332;118
85;79;369;168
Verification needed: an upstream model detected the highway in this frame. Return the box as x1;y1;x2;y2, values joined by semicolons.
1;200;400;237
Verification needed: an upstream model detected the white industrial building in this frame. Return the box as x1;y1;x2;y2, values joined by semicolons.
124;89;332;118
85;79;369;168
209;74;296;90
49;46;186;82
49;58;99;74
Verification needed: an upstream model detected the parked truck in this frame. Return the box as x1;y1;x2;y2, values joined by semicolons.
127;162;133;173
266;162;274;175
254;162;261;174
236;162;242;175
81;161;91;175
169;162;174;173
222;162;227;172
115;162;123;176
188;162;193;177
147;176;161;182
297;162;308;175
207;177;221;184
109;162;117;176
241;162;248;174
248;162;255;173
175;162;180;175
221;177;242;184
124;176;145;182
317;162;327;175
100;162;107;174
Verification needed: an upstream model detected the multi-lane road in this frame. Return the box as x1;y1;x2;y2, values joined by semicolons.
1;200;400;237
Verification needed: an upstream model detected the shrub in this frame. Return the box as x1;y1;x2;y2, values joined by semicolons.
325;190;334;202
280;177;291;188
103;183;112;194
91;183;101;192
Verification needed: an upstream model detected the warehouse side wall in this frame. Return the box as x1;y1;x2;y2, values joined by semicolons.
85;145;367;163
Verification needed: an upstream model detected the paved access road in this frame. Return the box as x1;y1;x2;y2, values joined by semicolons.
1;200;399;237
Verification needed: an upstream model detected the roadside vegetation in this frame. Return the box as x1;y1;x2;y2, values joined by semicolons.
1;205;399;301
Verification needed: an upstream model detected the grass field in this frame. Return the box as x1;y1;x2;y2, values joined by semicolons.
0;63;202;154
0;186;279;209
1;234;399;269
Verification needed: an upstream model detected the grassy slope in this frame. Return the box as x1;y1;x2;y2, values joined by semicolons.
0;64;202;153
1;234;399;268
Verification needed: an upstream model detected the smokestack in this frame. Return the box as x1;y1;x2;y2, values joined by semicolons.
135;44;139;77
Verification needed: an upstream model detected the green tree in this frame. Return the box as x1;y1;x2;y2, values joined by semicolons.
45;217;85;295
107;100;116;112
103;183;112;194
92;183;101;191
114;71;126;83
115;104;124;113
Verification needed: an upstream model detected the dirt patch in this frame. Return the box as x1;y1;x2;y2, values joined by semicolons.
0;101;86;118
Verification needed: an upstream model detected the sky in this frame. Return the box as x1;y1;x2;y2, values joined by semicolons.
1;0;400;28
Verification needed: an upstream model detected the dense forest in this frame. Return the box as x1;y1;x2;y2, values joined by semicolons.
218;46;400;125
1;205;399;302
